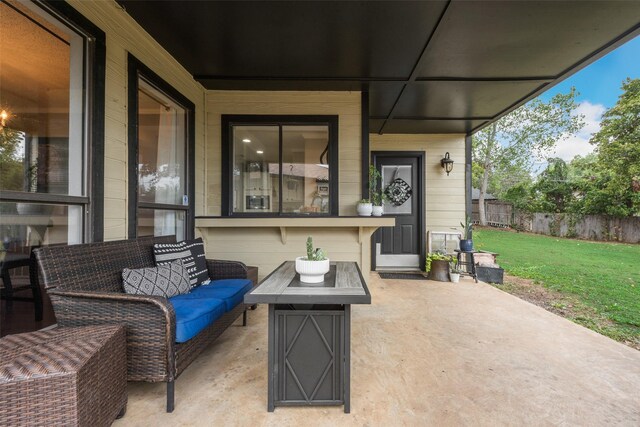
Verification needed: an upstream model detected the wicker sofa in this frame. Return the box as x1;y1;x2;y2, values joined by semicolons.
34;235;254;412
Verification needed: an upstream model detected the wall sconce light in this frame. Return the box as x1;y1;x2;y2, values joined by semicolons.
440;152;454;176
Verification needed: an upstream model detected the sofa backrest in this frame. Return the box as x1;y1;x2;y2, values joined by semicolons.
34;235;176;292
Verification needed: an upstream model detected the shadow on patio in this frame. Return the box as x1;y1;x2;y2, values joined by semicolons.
115;274;640;426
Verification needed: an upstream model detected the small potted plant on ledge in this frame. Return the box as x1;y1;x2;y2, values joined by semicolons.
357;165;385;217
357;198;373;216
371;190;387;217
369;165;386;217
295;237;330;283
459;215;474;252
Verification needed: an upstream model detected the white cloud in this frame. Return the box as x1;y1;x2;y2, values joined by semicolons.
552;101;606;161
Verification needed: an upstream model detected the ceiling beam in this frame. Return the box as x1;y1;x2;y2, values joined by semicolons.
414;77;555;83
194;75;407;82
469;22;640;136
374;116;494;121
194;75;556;84
379;0;452;134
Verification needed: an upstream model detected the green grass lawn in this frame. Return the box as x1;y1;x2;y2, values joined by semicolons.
474;228;640;347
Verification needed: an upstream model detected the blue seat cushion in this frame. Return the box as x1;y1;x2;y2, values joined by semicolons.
186;279;253;311
168;295;226;343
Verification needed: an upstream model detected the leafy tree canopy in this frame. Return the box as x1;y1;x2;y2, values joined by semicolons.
472;88;584;224
532;157;573;213
586;78;640;217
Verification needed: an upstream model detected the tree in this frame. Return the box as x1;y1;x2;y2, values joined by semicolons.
472;89;583;225
532;157;573;213
586;78;640;217
567;153;604;215
502;180;536;212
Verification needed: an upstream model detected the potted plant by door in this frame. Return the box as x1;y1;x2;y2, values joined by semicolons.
459;215;474;252
358;164;384;217
295;237;330;283
449;259;461;283
368;165;385;217
356;199;373;216
371;191;386;217
426;251;453;282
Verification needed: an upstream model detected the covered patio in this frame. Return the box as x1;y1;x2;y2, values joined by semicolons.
115;275;640;425
2;1;640;424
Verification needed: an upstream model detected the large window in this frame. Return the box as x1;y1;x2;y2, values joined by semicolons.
222;116;338;216
128;55;194;240
0;1;104;254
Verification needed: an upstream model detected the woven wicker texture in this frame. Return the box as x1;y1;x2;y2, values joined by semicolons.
33;236;254;410
0;325;127;426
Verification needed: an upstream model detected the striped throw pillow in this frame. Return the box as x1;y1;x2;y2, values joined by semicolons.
153;238;210;288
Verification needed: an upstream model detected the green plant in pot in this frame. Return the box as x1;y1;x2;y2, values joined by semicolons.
356;198;372;216
426;251;454;282
357;165;384;216
295;237;330;284
449;259;461;283
368;165;386;216
371;190;387;217
459;215;474;251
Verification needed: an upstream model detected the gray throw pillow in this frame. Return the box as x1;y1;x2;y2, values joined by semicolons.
122;259;190;298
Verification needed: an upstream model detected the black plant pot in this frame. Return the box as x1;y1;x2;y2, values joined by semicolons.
459;239;474;252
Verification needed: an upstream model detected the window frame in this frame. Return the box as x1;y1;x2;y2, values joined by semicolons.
221;115;339;217
127;54;196;240
0;0;106;243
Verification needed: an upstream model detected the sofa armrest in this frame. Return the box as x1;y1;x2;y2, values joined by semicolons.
47;290;177;382
206;259;248;281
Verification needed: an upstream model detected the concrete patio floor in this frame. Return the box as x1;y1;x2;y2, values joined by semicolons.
114;274;640;426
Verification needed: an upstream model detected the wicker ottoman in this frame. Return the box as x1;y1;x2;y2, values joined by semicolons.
0;325;128;426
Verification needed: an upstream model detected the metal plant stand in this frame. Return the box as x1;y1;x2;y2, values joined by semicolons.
245;261;370;413
454;249;478;283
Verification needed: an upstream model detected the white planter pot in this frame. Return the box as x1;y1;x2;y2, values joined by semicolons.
450;272;460;283
372;205;384;217
295;257;330;284
357;202;373;216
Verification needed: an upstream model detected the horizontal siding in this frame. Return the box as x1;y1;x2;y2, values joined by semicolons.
67;0;207;240
370;133;466;235
205;90;362;216
200;227;361;280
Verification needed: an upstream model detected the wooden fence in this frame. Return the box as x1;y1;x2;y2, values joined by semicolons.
472;200;512;227
513;212;640;243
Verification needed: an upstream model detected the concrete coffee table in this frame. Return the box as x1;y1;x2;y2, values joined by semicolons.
244;261;371;413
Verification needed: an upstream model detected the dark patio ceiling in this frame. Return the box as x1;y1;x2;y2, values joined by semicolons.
118;1;640;135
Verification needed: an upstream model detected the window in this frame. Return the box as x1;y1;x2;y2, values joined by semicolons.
0;1;104;254
128;55;195;240
222;116;338;216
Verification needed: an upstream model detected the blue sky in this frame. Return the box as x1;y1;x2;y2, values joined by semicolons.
534;35;640;162
540;35;640;108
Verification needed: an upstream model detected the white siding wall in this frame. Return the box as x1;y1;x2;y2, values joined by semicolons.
67;0;206;240
370;134;466;233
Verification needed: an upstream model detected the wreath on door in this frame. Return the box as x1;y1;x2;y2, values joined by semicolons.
384;168;412;206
